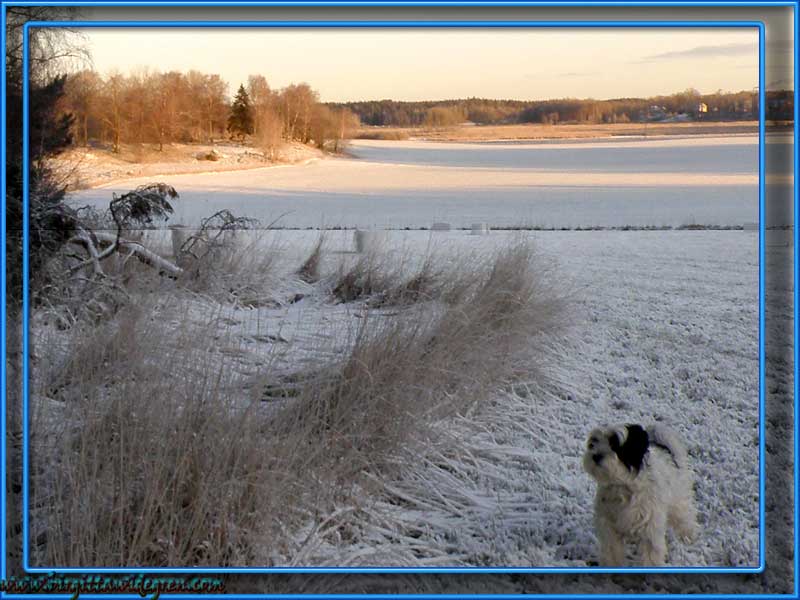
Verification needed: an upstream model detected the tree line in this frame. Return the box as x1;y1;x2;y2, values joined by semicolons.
61;70;360;155
331;88;773;127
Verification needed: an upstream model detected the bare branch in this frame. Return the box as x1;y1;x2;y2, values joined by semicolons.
92;232;184;277
67;226;104;277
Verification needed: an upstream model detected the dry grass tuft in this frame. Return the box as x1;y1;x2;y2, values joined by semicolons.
178;230;280;307
330;252;398;303
297;233;326;284
281;241;568;479
368;256;443;307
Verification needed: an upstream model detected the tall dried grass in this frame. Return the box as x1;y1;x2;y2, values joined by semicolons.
297;232;326;284
31;299;295;566
330;251;398;304
30;238;568;567
177;230;281;307
281;243;567;478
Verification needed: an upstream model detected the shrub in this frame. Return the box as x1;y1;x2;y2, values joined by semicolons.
330;252;398;303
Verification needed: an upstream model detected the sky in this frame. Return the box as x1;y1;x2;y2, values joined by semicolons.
81;28;767;102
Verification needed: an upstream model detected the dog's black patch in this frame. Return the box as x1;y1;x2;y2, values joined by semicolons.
611;424;650;472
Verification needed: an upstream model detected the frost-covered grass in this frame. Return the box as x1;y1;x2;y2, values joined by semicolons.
28;231;570;567
28;228;760;568
249;229;761;569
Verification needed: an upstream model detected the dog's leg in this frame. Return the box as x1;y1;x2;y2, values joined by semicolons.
639;518;668;566
669;500;699;543
597;527;625;566
640;540;667;566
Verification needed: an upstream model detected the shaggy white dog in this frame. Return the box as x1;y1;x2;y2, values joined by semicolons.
583;423;698;566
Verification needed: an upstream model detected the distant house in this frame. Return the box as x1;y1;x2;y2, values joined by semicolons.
697;102;708;114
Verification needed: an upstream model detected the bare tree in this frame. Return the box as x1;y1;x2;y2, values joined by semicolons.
185;70;207;141
63;70;100;146
309;103;333;149
255;109;284;160
6;7;88;87
122;68;155;145
279;83;318;143
333;107;360;153
98;72;125;153
202;74;228;142
247;74;271;136
150;72;180;150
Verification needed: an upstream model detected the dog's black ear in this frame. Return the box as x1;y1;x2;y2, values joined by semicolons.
612;424;650;472
607;430;622;452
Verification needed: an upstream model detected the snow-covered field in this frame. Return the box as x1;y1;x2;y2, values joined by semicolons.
70;136;769;229
251;228;762;568
47;136;770;570
36;227;758;568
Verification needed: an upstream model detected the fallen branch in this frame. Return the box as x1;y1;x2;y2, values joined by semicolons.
92;232;184;277
66;183;181;279
68;227;104;277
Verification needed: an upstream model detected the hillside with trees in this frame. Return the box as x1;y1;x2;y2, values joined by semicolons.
60;69;360;155
332;88;793;127
59;72;792;157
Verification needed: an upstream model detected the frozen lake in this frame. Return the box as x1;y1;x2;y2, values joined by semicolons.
72;135;764;229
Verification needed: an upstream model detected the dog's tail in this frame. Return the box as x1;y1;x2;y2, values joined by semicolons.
646;424;690;469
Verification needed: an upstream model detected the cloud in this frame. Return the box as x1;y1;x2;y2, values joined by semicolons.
558;71;591;77
637;42;757;62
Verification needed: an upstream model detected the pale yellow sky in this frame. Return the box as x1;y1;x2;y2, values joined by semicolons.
82;28;763;102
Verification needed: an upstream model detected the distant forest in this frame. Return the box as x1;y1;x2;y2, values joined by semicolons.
60;70;794;154
331;89;794;127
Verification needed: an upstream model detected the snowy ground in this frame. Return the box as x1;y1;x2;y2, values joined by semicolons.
50;134;771;569
53;140;324;189
260;229;760;568
34;228;759;568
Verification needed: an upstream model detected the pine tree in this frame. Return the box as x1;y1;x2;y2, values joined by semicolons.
227;84;254;139
6;9;77;307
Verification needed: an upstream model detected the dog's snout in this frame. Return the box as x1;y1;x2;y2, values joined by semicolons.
592;453;603;465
